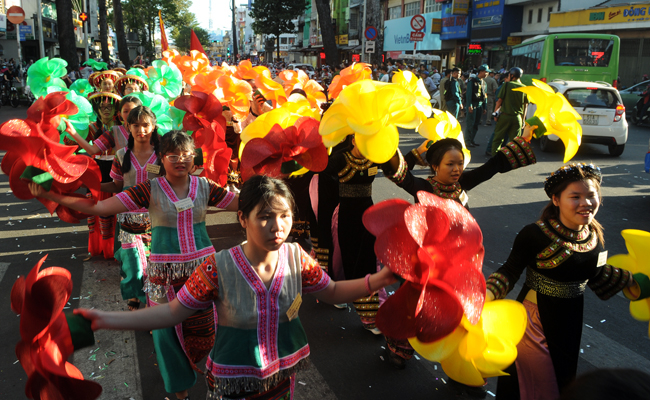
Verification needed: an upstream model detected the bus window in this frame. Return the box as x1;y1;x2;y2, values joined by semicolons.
553;39;614;67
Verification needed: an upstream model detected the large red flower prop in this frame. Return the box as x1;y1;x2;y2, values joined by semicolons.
240;117;327;181
0;92;102;223
363;191;486;343
11;256;102;400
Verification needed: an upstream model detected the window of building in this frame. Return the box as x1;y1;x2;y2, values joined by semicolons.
528;9;533;24
548;6;553;22
280;37;288;44
388;5;401;20
424;0;441;13
404;1;419;17
350;10;358;30
537;8;542;23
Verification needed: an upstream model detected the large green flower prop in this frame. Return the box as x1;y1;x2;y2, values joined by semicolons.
169;106;187;131
61;91;93;141
146;60;183;101
513;79;582;163
69;79;94;98
26;57;68;99
125;68;148;80
127;91;173;133
83;59;107;71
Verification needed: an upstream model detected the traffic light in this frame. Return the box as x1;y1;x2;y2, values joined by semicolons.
79;12;88;25
227;48;230;57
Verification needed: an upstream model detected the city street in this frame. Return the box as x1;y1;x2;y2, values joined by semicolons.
2;104;650;400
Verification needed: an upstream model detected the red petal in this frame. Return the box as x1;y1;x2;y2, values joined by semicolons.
241;138;281;181
293;145;328;172
376;283;420;339
44;148;88;183
8;159;36;200
413;281;464;342
175;93;207;114
21;266;72;341
11;275;26;315
374;225;420;281
362;199;411;237
443;265;486;325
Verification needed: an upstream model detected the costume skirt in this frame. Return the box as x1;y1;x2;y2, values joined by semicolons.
87;191;115;259
116;214;151;303
207;375;294;400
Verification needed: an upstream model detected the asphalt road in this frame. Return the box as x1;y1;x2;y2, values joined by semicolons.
1;103;650;400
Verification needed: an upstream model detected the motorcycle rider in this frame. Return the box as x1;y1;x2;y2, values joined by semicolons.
636;83;650;123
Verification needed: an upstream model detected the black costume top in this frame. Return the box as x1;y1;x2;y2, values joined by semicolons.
382;137;536;207
486;219;632;395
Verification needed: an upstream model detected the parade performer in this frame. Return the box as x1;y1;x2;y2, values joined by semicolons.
101;106;161;311
115;73;149;96
29;131;238;400
486;163;639;399
71;175;397;400
90;70;121;94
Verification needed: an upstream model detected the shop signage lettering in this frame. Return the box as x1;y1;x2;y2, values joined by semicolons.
589;12;604;21
623;7;646;17
442;15;467;27
394;34;412;44
551;3;650;27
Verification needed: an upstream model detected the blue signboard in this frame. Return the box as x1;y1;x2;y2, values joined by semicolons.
470;0;522;42
471;0;505;26
383;11;442;51
441;2;471;40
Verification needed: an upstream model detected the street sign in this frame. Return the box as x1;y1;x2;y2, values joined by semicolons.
410;14;426;31
364;26;377;41
365;40;375;54
410;31;425;42
7;6;25;25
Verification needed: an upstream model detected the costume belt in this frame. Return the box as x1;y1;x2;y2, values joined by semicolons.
339;183;372;198
525;267;587;299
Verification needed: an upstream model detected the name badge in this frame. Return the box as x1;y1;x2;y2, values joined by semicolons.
286;293;302;321
174;197;194;212
597;251;608;267
459;191;469;206
145;164;160;174
367;166;378;176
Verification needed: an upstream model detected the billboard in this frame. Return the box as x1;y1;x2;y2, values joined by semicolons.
441;2;470;40
383;11;442;51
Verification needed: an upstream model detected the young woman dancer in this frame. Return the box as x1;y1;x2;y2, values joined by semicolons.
67;175;396;400
29;131;238;400
485;163;639;399
100;106;161;311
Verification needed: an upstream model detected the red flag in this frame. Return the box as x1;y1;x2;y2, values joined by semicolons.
190;30;206;55
159;10;168;51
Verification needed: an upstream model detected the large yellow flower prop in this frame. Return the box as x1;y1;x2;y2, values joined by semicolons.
254;69;287;107
392;70;432;120
513;79;582;163
418;109;471;166
278;69;326;110
608;229;650;337
410;300;527;386
319;80;421;163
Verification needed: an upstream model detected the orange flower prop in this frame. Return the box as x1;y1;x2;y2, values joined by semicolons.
279;69;326;109
328;62;372;99
11;256;102;400
176;50;212;85
214;75;253;121
234;59;263;80
191;68;227;94
254;68;287;107
162;49;181;66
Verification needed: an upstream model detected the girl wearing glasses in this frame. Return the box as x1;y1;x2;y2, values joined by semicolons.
71;175;396;400
96;106;161;312
29;131;238;400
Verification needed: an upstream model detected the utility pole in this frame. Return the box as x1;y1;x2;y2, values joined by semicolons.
231;0;238;60
36;0;44;57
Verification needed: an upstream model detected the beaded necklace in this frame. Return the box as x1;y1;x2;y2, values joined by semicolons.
338;152;374;183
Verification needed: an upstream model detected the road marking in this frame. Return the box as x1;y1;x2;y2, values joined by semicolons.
0;262;9;283
75;260;143;400
0;225;88;239
0;246;87;257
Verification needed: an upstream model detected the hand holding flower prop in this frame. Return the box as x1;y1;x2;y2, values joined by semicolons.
240;117;327;181
328;62;372;99
392;70;433;119
419;109;471;166
608;229;650;337
27;57;68;99
319;80;421;163
11;256;102;400
410;299;527;386
363;191;486;342
513;79;582;163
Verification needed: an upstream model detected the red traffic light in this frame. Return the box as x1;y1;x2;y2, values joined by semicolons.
79;12;88;22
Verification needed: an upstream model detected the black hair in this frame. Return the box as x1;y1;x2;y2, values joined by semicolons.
122;106;160;174
425;138;464;174
238;175;296;221
158;130;196;176
559;369;650;400
118;96;143;123
91;97;119;129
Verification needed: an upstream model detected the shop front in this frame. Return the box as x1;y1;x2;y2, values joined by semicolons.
469;0;522;71
440;2;471;70
383;10;443;70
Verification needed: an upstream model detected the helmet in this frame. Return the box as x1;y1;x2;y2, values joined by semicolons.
509;67;523;79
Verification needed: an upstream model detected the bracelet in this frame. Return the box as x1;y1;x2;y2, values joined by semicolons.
365;273;375;295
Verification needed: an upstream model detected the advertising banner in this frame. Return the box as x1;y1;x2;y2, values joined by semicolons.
550;3;650;27
383;11;442;51
441;2;470;40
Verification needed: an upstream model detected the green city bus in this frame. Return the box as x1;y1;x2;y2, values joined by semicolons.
509;33;620;87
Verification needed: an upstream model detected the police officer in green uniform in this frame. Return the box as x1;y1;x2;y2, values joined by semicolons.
465;65;489;147
491;67;528;155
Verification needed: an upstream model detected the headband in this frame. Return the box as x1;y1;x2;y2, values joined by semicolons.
544;163;602;198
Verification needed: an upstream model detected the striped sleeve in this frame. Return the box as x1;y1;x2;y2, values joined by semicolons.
207;179;236;209
94;131;115;152
300;247;330;293
109;157;123;181
116;180;151;211
177;254;219;309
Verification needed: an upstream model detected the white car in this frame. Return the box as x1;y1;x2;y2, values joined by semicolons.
532;80;627;156
287;63;315;79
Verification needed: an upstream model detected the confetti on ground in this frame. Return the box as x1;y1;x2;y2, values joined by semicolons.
298;381;306;386
580;349;584;353
13;360;19;364
381;346;385;350
434;365;437;370
585;324;593;329
441;378;446;384
414;355;420;360
380;356;384;361
341;327;345;330
88;354;97;361
91;375;104;380
488;391;496;397
600;319;606;323
124;382;128;387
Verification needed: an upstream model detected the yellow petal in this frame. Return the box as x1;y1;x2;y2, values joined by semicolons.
408;326;465;362
440;353;486;387
355;124;399;163
481;300;528;344
630;299;650;321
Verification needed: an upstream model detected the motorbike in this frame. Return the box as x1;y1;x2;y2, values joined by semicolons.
631;95;650;125
10;83;19;108
24;84;35;105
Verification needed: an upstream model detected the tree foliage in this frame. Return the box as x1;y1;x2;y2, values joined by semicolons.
249;0;306;60
171;26;211;53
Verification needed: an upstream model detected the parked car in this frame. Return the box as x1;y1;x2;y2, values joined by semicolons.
531;80;627;156
287;63;315;79
618;79;650;115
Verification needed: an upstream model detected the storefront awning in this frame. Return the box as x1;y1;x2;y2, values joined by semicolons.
400;53;441;61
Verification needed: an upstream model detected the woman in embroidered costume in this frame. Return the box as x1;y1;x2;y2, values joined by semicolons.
485;163;640;399
66;175;395;400
101;106;161;311
29;131;239;400
318;135;385;333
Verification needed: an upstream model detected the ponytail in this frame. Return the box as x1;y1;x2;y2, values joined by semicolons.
122;133;135;174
